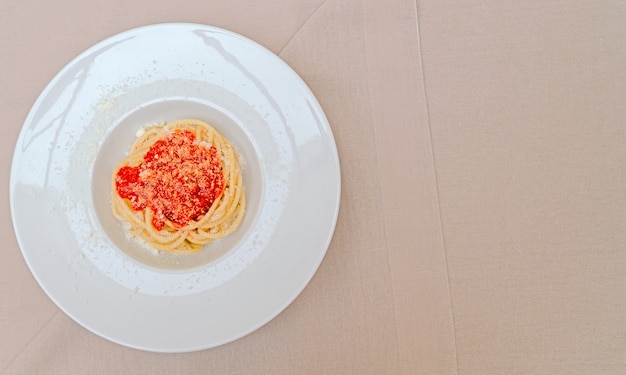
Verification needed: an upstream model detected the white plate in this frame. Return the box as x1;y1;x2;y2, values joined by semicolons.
10;23;340;352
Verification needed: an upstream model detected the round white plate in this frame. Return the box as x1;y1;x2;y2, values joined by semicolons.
10;23;340;352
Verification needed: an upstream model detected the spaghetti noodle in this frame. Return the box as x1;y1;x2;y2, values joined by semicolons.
111;119;245;253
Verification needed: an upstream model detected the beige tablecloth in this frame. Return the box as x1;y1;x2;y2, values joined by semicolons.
1;1;625;374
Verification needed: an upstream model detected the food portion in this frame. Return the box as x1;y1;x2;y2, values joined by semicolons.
111;119;245;253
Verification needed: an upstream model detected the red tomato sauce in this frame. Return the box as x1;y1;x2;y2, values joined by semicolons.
115;129;224;230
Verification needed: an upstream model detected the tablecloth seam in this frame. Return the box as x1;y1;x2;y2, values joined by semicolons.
414;1;460;373
1;310;61;375
359;0;403;371
276;0;331;56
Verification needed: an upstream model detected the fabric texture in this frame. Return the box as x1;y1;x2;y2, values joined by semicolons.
1;0;625;374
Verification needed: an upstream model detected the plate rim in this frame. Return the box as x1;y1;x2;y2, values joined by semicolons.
9;22;341;352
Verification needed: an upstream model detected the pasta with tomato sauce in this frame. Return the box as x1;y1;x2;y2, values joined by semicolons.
111;119;245;253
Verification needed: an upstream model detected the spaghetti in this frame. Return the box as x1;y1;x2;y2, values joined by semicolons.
111;119;245;253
